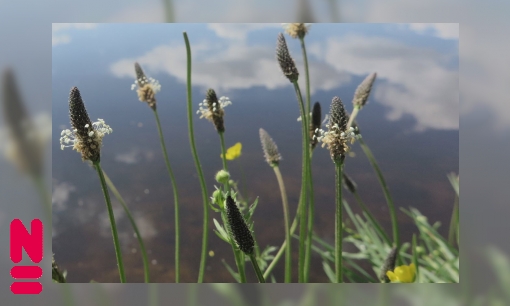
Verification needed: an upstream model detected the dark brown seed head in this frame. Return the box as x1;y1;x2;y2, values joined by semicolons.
69;87;101;163
353;72;377;108
380;247;398;282
310;102;321;150
205;88;225;133
259;128;281;166
134;62;147;85
226;196;254;255
276;33;299;82
134;62;157;110
328;97;348;162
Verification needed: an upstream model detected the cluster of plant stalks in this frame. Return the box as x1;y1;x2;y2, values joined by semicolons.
56;24;458;283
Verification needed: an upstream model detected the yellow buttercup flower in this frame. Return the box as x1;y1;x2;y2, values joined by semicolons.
221;142;242;160
386;263;416;283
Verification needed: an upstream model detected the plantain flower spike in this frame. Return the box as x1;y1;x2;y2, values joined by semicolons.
225;195;255;255
276;33;299;82
197;88;231;133
353;72;377;109
310;102;322;150
380;247;398;283
259;128;281;167
60;87;112;163
2;69;45;178
282;23;310;39
315;97;360;163
131;62;161;110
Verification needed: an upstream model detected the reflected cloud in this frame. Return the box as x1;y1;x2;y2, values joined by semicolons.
114;147;155;164
406;23;459;40
134;213;157;239
111;26;456;131
52;181;76;212
320;35;458;131
52;23;98;46
110;37;350;94
115;148;141;165
207;23;279;40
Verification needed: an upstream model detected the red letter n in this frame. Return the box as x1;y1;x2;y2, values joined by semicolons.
10;219;43;264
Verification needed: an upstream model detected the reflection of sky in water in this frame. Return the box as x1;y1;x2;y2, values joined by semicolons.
52;24;458;282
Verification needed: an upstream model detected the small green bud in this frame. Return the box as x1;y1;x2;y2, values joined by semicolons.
212;189;225;209
215;170;230;184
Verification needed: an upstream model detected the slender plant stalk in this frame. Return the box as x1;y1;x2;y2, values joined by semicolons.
334;161;344;283
219;132;246;282
149;284;158;306
33;175;52;223
273;166;292;282
183;32;210;283
61;284;74;306
448;195;459;246
263;202;300;279
358;138;400;252
299;36;311;115
102;170;150;283
93;162;126;283
412;234;419;282
219;132;231;192
152;109;180;282
346;106;360;130
299;34;315;283
303;156;315;282
162;0;174;22
187;285;199;306
345;105;399;252
248;253;266;283
292;80;311;282
352;191;391;246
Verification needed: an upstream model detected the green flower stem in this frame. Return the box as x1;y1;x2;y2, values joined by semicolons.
300;34;314;283
448;195;459;246
273;166;291;283
358;138;400;252
412;234;419;282
304;152;315;282
334;160;344;283
352;191;391;246
183;32;210;283
292;80;311;283
219;132;231;191
162;0;174;22
149;284;159;306
248;253;266;283
152;109;180;282
345;105;400;256
93;161;126;283
299;36;311;115
33;175;52;223
102;170;150;283
263;200;300;280
187;285;199;306
346;106;360;130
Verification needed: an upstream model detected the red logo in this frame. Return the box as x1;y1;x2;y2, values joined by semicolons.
10;219;43;294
